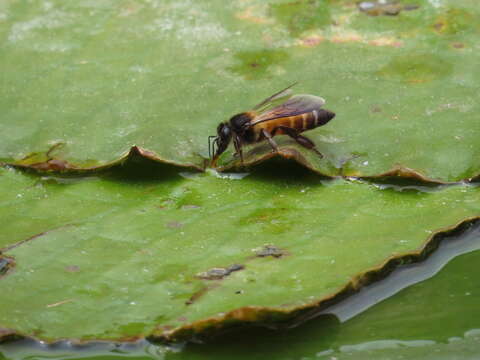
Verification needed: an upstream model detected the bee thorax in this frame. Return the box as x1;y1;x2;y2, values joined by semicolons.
229;113;252;132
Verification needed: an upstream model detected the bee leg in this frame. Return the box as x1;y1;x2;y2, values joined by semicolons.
208;136;217;159
277;126;323;158
233;136;244;166
261;129;279;153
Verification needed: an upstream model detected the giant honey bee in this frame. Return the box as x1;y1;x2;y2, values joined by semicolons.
209;83;335;166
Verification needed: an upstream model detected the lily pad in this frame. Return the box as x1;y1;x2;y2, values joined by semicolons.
3;239;480;359
0;0;479;182
1;165;480;342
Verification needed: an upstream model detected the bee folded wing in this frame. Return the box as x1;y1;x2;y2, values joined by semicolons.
252;82;297;112
250;94;326;125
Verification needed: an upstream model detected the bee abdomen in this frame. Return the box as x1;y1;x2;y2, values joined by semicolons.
256;109;335;139
291;110;334;132
302;112;317;130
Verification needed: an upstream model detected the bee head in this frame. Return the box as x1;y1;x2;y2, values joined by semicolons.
209;123;232;166
217;122;232;141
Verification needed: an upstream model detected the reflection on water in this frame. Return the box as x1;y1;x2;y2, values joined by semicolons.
0;338;173;360
321;329;480;360
1;223;480;360
339;339;436;353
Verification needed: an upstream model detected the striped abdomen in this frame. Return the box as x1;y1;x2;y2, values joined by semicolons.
253;109;335;141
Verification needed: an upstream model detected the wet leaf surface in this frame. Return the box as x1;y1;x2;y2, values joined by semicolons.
0;0;479;181
1;165;480;342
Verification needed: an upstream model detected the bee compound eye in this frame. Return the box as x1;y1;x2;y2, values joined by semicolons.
221;125;231;139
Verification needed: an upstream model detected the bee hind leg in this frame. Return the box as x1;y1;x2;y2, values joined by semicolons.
261;129;279;154
277;126;323;159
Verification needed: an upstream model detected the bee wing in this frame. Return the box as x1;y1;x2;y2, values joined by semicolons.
252;82;297;113
250;94;326;125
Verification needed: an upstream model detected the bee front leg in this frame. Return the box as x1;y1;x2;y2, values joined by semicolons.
261;129;279;153
233;136;244;165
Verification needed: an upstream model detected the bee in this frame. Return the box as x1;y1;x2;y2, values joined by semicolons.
209;83;335;166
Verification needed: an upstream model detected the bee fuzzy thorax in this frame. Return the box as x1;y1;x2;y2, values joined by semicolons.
229;112;254;133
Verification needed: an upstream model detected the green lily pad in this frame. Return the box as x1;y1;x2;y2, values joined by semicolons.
0;164;479;342
2;238;480;359
1;0;479;182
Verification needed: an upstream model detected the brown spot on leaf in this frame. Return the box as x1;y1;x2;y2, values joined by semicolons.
298;35;324;47
166;221;184;229
403;4;420;11
433;22;445;32
65;265;80;273
196;264;245;280
31;159;74;171
228;49;289;80
452;42;465;49
17;142;76;172
0;256;15;277
358;1;418;16
255;245;286;258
